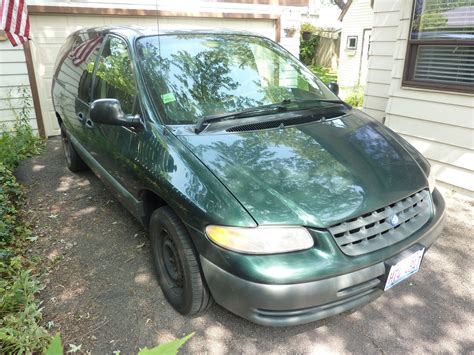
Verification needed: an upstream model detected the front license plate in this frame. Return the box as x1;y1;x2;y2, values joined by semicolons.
383;245;425;291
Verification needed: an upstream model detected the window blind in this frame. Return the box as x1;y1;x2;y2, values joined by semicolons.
413;45;474;84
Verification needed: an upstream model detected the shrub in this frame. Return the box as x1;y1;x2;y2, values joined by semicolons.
1;87;43;170
0;87;48;353
0;259;50;353
301;22;318;34
0;165;22;246
345;87;365;108
299;23;320;65
0;164;50;353
0;125;43;169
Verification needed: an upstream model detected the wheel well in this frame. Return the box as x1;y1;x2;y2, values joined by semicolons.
140;189;167;228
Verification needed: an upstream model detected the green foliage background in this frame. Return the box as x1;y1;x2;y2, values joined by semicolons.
299;24;338;86
299;25;320;66
0;87;48;353
344;87;365;108
308;65;338;85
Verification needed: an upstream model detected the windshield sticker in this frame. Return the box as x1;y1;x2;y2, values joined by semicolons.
161;92;176;104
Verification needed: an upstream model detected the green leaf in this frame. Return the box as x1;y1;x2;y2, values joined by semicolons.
44;333;63;355
138;332;194;355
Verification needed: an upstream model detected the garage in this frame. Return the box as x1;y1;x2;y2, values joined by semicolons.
27;6;280;136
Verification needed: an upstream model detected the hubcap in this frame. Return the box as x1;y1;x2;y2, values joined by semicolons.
160;230;184;292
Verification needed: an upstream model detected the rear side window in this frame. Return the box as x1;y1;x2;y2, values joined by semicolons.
92;36;137;115
56;32;103;102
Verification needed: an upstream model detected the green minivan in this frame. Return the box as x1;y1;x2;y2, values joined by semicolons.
52;27;445;326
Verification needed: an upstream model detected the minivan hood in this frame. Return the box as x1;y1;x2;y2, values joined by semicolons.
177;111;428;228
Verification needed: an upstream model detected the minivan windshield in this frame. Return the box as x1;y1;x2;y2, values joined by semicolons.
136;34;339;125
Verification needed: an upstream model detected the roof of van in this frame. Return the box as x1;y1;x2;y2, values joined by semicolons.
74;26;263;39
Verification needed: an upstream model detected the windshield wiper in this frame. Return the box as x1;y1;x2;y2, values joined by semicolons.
289;98;351;108
194;98;350;134
194;103;288;133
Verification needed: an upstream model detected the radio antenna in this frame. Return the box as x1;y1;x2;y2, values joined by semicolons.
155;0;160;35
155;0;161;54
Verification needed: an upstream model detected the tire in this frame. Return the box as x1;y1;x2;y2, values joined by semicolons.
60;124;88;172
150;206;214;315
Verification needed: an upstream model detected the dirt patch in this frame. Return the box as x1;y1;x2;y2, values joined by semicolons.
16;137;474;354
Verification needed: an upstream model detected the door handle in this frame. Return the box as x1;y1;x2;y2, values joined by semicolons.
85;118;94;129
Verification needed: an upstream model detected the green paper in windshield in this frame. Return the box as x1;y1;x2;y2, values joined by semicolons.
161;92;176;104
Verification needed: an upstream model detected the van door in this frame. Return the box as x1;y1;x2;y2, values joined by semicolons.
88;35;144;198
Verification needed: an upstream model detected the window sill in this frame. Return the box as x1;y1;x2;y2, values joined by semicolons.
401;80;474;96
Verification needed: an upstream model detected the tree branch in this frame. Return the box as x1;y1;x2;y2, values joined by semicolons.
332;0;346;10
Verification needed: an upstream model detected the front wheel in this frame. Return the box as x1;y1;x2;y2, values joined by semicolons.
149;206;214;315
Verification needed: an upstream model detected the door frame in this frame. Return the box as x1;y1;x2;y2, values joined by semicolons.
357;27;372;86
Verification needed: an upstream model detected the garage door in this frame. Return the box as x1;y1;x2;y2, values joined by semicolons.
29;13;277;136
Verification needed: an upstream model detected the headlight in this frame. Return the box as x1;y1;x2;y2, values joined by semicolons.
428;170;436;193
205;225;314;254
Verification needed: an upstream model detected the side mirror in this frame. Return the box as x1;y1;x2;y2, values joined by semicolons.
90;99;141;127
327;82;339;96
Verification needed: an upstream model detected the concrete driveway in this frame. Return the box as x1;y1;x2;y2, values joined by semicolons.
17;137;474;354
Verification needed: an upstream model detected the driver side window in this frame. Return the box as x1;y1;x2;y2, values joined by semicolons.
93;36;138;115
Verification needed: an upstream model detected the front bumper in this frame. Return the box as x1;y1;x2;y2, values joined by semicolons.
201;188;446;326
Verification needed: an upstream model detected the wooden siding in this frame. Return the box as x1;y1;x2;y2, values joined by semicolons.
365;0;474;193
362;0;401;121
0;42;37;133
338;0;374;97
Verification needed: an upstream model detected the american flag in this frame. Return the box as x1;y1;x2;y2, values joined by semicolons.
0;0;30;47
70;36;103;66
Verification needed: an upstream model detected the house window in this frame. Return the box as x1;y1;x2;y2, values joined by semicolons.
346;36;358;50
403;0;474;93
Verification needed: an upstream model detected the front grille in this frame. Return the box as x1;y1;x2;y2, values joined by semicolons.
328;189;432;256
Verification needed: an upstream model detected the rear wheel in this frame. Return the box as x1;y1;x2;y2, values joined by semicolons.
60;124;88;172
150;206;214;315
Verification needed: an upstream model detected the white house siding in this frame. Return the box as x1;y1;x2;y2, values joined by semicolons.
0;41;37;132
338;0;373;98
362;0;401;121
279;8;302;56
365;0;474;194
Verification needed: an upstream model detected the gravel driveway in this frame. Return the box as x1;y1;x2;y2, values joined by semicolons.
16;137;474;354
